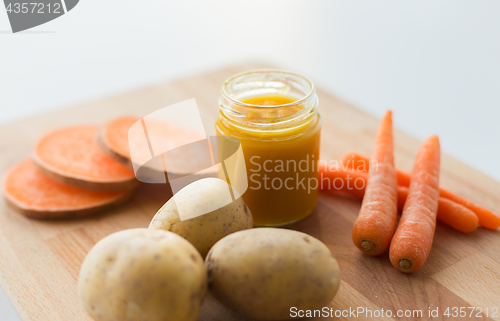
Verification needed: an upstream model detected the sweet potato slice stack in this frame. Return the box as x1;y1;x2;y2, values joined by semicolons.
4;120;143;219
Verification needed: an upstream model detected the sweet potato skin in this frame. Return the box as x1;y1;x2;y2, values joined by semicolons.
5;190;133;219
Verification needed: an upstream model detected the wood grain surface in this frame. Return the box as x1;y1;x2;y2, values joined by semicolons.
1;64;499;321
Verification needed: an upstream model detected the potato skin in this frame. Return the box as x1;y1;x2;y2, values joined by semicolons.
78;228;207;321
149;178;253;258
205;228;341;320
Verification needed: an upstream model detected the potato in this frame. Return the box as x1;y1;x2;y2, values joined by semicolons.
205;228;341;320
78;228;207;321
149;178;253;258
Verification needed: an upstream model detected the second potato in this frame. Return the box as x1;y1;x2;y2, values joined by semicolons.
206;228;341;320
149;178;253;258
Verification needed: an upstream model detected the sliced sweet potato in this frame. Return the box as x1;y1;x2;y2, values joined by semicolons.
4;159;133;219
96;116;139;169
97;116;210;175
33;125;139;192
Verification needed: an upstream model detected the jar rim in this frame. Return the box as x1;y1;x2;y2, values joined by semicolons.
220;69;316;108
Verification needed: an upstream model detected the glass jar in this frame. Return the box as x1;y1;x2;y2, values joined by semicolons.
216;70;321;226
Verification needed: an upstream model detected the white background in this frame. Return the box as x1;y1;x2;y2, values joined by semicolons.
1;1;499;319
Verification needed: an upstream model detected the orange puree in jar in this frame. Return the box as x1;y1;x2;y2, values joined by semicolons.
217;70;321;226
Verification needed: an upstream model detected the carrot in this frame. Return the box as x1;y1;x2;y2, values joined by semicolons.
395;169;411;187
97;116;207;175
4;159;133;219
340;151;372;172
33;125;139;192
340;151;410;186
352;111;398;256
341;152;500;230
397;186;478;233
319;164;366;199
320;167;478;233
438;190;500;230
389;135;441;273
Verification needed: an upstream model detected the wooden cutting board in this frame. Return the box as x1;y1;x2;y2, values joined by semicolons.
1;64;499;321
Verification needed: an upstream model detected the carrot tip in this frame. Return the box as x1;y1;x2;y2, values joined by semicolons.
361;240;376;252
398;259;412;271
